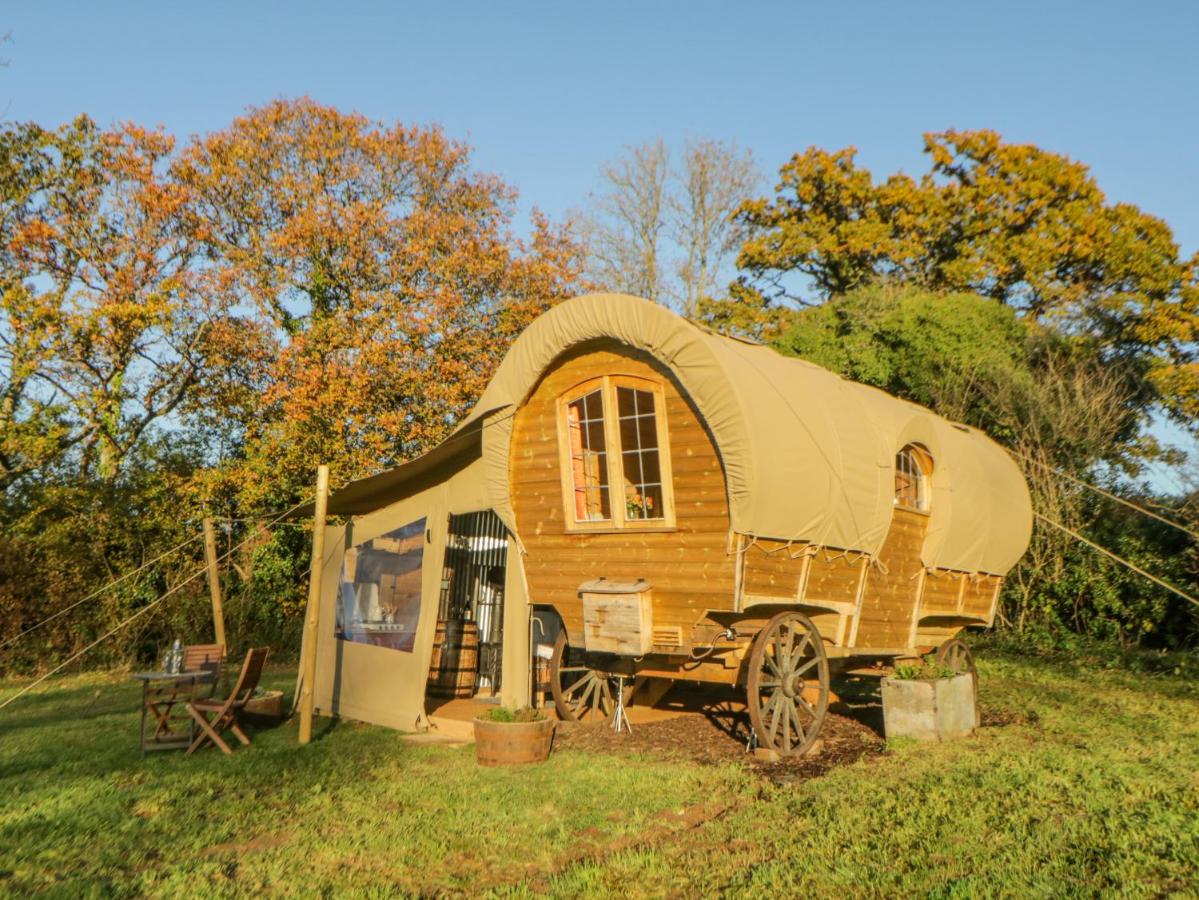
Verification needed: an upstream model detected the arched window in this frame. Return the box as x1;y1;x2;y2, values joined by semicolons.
557;375;675;530
894;444;932;512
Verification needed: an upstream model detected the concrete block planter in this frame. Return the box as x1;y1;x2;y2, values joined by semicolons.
881;673;975;742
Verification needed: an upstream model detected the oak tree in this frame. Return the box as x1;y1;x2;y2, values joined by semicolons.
1;116;212;484
724;130;1199;420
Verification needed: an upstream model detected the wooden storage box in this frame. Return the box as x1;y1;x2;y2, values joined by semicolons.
579;578;653;655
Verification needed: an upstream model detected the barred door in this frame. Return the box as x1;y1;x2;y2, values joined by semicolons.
438;511;508;691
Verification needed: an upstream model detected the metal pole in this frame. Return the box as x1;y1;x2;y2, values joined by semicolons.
298;465;330;745
201;517;227;650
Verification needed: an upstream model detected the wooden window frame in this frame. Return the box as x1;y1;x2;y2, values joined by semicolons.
894;443;933;515
556;374;677;533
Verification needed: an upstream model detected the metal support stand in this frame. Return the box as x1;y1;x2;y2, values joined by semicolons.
611;675;632;734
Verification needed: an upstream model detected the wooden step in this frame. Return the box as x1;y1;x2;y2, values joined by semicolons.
426;714;477;742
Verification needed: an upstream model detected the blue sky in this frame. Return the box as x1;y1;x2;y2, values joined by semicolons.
5;0;1198;488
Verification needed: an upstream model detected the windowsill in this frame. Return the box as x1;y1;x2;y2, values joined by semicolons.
893;505;931;517
564;523;679;535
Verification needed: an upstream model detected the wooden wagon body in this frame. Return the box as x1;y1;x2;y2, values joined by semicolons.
514;342;1004;670
493;297;1029;754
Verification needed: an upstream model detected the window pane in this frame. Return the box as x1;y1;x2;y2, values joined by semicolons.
894;446;929;511
637;414;658;450
567;390;611;521
639;484;664;520
336;519;426;653
618;386;637;418
617;386;665;520
619;414;639;449
585;420;606;452
640;448;662;483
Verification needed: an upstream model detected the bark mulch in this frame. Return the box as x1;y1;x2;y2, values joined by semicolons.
552;687;885;784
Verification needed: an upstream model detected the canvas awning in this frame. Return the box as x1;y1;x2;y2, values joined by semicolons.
320;413;499;516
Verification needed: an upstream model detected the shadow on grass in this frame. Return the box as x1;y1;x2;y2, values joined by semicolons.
649;677;888;743
0;681;144;735
829;673;885;736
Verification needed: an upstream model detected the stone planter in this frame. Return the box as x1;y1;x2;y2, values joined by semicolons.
881;673;975;742
473;716;556;766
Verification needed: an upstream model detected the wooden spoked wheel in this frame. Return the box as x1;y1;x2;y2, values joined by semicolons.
746;611;829;757
935;638;976;681
549;630;630;725
936;638;980;725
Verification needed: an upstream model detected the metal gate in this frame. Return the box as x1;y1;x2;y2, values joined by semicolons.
438;511;508;691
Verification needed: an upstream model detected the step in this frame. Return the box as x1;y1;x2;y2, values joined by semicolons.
426;715;476;742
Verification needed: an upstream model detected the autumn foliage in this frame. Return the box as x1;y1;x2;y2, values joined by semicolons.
3;108;1197;669
723;130;1199;419
174;99;585;503
0;99;585;670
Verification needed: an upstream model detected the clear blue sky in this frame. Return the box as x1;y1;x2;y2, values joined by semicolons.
5;0;1199;488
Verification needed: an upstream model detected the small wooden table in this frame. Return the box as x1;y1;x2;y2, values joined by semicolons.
132;670;214;754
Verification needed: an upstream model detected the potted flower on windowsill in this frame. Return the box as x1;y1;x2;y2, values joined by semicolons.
881;656;975;742
473;706;556;766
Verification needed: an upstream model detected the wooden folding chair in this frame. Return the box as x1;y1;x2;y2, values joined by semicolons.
141;643;226;752
185;647;270;756
182;643;225;699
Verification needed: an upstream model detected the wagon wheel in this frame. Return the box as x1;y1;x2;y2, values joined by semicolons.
936;638;980;726
549;630;631;725
746;612;829;757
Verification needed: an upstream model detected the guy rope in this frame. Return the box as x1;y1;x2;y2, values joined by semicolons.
1021;454;1199;610
0;497;312;712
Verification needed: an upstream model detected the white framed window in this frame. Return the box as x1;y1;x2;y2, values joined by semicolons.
895;444;932;513
557;375;675;531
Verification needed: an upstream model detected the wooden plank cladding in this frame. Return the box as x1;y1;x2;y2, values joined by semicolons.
511;340;1004;658
853;509;929;649
915;568;1004;625
511;343;736;641
741;539;808;598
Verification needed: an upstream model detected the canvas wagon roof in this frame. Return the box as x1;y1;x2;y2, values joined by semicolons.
328;293;1032;576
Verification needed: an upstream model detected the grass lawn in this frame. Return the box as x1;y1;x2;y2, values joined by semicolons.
2;650;1197;897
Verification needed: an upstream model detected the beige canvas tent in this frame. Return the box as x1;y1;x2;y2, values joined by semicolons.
307;293;1032;755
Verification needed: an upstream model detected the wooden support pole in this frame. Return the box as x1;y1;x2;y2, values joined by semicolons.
298;465;330;745
202;517;227;650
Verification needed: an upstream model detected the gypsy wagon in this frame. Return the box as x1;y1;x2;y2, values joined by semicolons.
305;293;1031;756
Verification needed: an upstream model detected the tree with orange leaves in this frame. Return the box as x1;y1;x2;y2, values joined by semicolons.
1;116;219;485
175;98;585;502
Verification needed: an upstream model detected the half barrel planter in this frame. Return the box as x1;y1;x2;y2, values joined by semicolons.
473;717;556;766
881;673;976;742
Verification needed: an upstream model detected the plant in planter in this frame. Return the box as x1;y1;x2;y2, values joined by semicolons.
881;654;975;742
473;706;556;766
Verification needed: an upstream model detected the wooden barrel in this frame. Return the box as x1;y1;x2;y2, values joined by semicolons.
428;619;479;698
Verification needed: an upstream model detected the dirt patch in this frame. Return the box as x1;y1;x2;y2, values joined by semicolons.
980;706;1039;728
552;688;884;783
202;831;292;857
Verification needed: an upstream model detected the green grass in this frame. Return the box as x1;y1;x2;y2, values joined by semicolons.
2;652;1197;897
